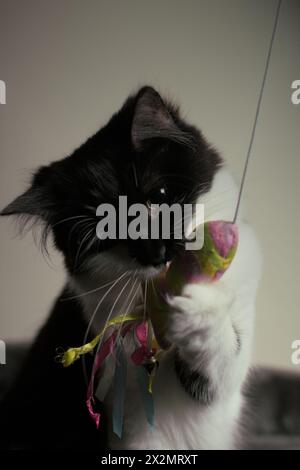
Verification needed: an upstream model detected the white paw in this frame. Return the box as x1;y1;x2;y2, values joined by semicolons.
166;282;234;348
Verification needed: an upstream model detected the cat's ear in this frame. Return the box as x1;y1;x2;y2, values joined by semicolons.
132;86;181;150
1;166;53;220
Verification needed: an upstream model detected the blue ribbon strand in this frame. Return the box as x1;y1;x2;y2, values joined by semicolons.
112;340;127;439
136;365;155;428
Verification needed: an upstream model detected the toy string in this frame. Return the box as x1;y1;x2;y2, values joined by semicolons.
233;0;282;223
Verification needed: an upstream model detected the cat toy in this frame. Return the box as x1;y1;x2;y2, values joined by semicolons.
57;0;282;438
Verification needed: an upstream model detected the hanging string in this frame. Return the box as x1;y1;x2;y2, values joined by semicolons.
233;0;282;223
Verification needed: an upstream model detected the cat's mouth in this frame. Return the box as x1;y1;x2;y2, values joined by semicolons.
114;243;174;279
136;260;171;280
83;244;172;281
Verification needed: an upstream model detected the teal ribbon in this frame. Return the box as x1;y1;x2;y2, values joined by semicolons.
112;340;127;438
136;365;155;428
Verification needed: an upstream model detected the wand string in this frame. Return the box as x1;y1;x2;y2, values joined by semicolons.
233;0;282;223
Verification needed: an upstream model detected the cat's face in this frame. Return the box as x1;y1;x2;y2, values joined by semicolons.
1;86;221;280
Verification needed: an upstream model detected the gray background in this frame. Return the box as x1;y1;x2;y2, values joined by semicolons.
0;0;299;369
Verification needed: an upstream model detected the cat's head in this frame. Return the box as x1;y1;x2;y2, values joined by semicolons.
1;86;221;280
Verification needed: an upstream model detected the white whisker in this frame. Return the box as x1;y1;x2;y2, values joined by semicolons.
87;275;135;388
143;280;148;322
81;270;129;383
74;225;95;270
114;275;140;346
52;215;92;228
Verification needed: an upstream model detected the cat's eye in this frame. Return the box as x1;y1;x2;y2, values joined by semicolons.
147;186;168;205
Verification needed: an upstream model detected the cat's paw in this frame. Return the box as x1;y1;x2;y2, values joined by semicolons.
166;282;234;349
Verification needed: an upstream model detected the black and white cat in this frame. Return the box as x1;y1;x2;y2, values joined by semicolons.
0;86;261;450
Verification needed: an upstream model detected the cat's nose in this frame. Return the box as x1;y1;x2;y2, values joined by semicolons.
151;244;167;266
130;240;170;267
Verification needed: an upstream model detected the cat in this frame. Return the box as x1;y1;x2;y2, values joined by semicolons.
0;86;262;450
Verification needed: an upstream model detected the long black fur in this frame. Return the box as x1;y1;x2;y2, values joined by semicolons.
0;287;105;450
